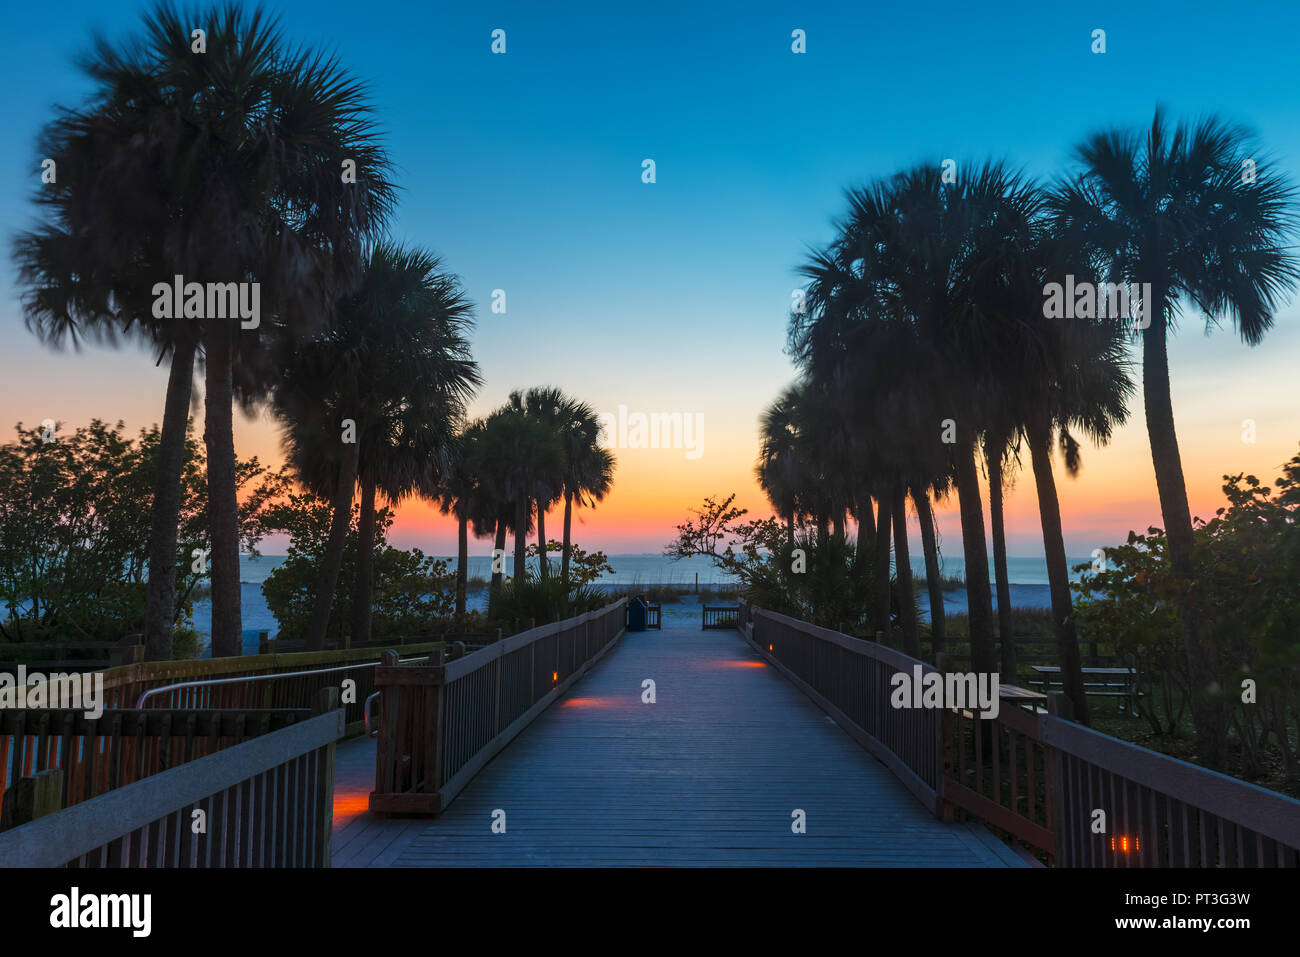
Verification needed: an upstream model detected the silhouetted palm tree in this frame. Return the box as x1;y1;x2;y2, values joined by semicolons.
437;428;494;619
470;407;562;605
556;404;614;588
276;243;477;649
14;3;395;659
507;388;609;581
1052;110;1298;759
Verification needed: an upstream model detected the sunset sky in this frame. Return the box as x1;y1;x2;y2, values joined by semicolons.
2;0;1298;560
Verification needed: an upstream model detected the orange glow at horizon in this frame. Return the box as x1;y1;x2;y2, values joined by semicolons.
17;312;1299;561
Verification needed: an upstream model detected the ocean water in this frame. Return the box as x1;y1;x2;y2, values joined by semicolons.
182;552;1082;653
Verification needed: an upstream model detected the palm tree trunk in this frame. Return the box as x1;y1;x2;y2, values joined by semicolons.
143;340;196;662
1143;297;1221;765
912;485;946;658
203;325;241;659
892;485;919;658
305;441;359;651
832;512;845;539
786;513;795;547
873;495;892;641
561;490;574;586
536;499;548;580
853;495;875;579
987;445;1016;681
953;440;997;678
514;496;528;586
1027;416;1089;724
456;513;468;618
351;475;377;646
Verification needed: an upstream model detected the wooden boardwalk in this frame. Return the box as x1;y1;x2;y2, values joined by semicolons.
331;625;1029;867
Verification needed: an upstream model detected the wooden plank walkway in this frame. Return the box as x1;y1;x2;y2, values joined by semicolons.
331;625;1029;867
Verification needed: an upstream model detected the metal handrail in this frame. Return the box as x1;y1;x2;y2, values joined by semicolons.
134;653;431;709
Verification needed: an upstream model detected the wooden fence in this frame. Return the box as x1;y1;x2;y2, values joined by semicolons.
742;603;942;809
0;634;144;673
702;605;740;630
0;707;310;821
370;599;627;815
737;599;1300;867
100;641;442;737
0;705;342;867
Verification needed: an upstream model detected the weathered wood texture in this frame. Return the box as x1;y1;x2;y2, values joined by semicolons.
0;704;343;867
117;643;441;736
739;600;1300;868
369;600;628;816
0;707;310;823
333;623;1024;867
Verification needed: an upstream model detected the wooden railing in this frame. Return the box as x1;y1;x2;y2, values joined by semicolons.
0;697;343;867
371;599;627;815
1;706;310;823
737;599;1300;867
258;630;497;655
740;602;942;809
99;641;442;736
949;703;1300;866
702;605;740;630
0;634;144;673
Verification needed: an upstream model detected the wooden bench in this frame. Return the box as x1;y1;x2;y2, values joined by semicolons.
1029;665;1142;715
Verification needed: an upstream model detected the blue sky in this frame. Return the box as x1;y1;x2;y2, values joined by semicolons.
2;0;1299;556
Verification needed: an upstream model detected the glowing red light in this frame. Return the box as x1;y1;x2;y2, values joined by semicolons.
552;671;558;682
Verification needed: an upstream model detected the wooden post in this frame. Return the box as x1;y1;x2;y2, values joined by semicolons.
1043;692;1069;866
314;687;339;866
0;769;64;832
369;652;446;815
939;708;955;822
1046;692;1073;722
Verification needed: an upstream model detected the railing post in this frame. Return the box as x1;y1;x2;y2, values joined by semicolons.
369;651;447;815
0;769;64;832
1044;693;1072;867
313;687;339;866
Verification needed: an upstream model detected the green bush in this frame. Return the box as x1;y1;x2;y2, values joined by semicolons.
261;491;455;643
492;568;609;627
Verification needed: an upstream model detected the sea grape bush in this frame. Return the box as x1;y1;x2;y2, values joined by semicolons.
1074;446;1300;781
260;490;456;643
0;419;282;646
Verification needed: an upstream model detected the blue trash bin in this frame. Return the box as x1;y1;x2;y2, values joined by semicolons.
627;596;648;632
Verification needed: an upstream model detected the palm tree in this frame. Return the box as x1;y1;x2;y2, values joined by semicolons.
756;386;812;544
881;162;1042;680
506;388;607;581
349;253;480;644
14;3;395;660
557;409;614;588
1052;110;1298;759
275;244;476;650
793;173;1012;663
911;480;949;656
984;424;1020;679
470;407;562;601
437;428;492;619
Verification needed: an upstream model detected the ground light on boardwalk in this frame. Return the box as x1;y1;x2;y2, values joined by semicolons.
330;626;1028;867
